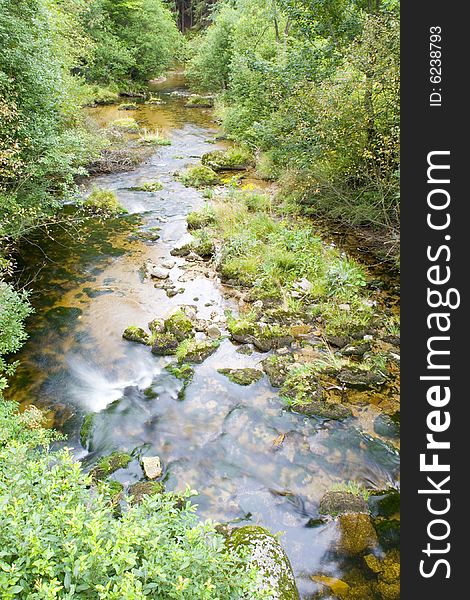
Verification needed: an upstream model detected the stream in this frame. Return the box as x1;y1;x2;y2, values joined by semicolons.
7;72;399;598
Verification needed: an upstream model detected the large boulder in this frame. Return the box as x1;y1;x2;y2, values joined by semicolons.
229;526;300;600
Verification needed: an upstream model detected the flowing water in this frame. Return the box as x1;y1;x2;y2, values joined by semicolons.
7;72;399;598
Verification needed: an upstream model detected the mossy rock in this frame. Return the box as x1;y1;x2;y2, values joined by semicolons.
164;309;194;341
281;369;352;420
143;387;158;400
228;526;300;600
218;368;263;386
336;513;378;556
176;338;220;364
262;354;295;388
291;396;353;420
319;491;369;517
80;414;95;450
201;148;253;171
129;181;164;192
170;243;192;257
191;235;215;258
166;363;194;383
128;481;164;505
166;363;194;399
98;479;124;504
118;102;138;110
179;165;220;188
229;320;294;352
337;367;387;389
151;332;180;356
122;326;151;345
109;117;139;131
364;550;400;599
341;340;372;357
90;451;132;481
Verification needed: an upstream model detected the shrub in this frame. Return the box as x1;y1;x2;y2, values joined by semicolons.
84;188;126;214
0;440;268;599
179;165;220;188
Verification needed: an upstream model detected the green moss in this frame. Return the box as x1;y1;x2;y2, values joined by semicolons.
164;309;194;341
176;338;220;364
109;117;140;131
166;363;194;382
331;481;371;501
229;526;300;599
143;387;158;400
218;368;263;386
281;364;352;420
151;332;180;356
97;479;124;503
91;452;132;481
84;188;126;214
179;165;220;188
122;326;151;345
128;481;164;505
191;230;215;258
80;414;95;449
129;181;164;192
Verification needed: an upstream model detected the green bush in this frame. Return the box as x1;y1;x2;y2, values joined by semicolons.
187;0;400;249
0;439;268;599
180;165;220;188
84;188;126;214
0;282;32;391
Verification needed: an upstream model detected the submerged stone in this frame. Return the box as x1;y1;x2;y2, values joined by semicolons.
319;491;369;517
337;513;378;556
337;367;387;388
218;368;263;386
373;413;400;438
229;526;300;600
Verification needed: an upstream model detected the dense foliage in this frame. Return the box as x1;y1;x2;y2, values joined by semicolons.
0;400;269;599
0;0;181;243
187;0;400;248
